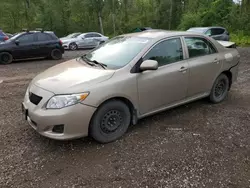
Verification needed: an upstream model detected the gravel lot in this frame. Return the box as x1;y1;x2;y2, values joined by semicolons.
0;49;250;188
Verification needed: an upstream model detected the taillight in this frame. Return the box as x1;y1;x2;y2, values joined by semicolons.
59;40;63;45
3;36;9;41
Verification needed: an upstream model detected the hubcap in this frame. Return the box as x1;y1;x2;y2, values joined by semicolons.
53;50;60;58
101;110;123;134
1;54;9;62
215;79;226;98
70;44;77;50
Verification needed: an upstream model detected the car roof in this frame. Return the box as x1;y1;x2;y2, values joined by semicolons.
189;26;226;30
121;29;207;40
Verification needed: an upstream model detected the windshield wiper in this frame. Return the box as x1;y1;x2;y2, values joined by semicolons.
81;54;107;69
90;60;107;69
79;55;95;67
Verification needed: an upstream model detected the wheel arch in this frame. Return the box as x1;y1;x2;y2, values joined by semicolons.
221;70;232;89
89;96;138;134
0;50;13;55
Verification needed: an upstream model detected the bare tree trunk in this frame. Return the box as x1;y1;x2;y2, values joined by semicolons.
98;11;104;34
25;0;30;28
112;0;116;35
169;0;173;30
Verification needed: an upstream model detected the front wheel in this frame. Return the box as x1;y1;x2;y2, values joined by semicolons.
90;100;131;143
69;43;78;50
209;73;230;103
0;52;13;64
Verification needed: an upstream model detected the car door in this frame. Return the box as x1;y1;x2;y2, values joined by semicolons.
183;36;222;97
78;33;93;48
12;33;37;59
91;33;103;47
137;37;189;115
34;33;54;57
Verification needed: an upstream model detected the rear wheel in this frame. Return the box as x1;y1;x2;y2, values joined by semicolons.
0;52;13;64
90;100;131;143
69;43;78;50
50;49;62;60
209;73;229;103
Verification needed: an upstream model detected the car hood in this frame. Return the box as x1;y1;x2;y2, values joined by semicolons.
61;38;77;43
32;59;115;94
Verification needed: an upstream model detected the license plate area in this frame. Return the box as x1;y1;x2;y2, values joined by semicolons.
22;103;28;120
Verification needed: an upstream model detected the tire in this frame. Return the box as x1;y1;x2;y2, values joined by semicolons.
0;52;13;65
50;49;62;60
69;43;78;50
90;100;131;143
209;73;230;103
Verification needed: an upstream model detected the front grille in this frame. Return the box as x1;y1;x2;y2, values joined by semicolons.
29;92;42;105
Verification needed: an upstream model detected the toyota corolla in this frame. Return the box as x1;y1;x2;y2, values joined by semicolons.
22;30;240;143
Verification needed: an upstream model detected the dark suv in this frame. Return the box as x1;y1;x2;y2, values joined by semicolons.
0;30;64;64
187;27;230;41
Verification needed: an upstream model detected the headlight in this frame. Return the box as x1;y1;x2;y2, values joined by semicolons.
46;93;89;109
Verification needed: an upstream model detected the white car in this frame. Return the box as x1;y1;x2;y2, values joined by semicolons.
61;32;109;50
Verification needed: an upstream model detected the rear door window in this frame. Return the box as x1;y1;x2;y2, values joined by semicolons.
211;28;225;35
184;37;217;58
37;33;52;41
92;33;102;37
85;34;92;38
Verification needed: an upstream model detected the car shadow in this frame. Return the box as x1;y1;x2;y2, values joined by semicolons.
33;97;212;151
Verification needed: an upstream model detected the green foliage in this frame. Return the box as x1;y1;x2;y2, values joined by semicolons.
0;0;249;46
231;32;250;46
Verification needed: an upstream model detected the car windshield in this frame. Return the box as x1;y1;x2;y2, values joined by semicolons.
67;33;80;38
84;36;150;69
9;33;23;40
187;28;207;34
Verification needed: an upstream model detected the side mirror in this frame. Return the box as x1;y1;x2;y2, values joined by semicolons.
15;40;20;45
140;60;158;72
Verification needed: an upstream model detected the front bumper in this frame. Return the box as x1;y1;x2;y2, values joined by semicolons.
62;43;70;49
22;84;96;140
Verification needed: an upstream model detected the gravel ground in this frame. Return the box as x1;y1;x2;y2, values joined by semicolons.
0;49;250;188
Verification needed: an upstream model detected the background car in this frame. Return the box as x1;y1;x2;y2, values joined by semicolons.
131;27;152;32
5;33;13;38
0;30;64;64
60;32;81;40
187;26;230;41
61;32;109;50
0;30;9;42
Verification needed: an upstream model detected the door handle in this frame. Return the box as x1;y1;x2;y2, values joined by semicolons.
179;66;188;72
